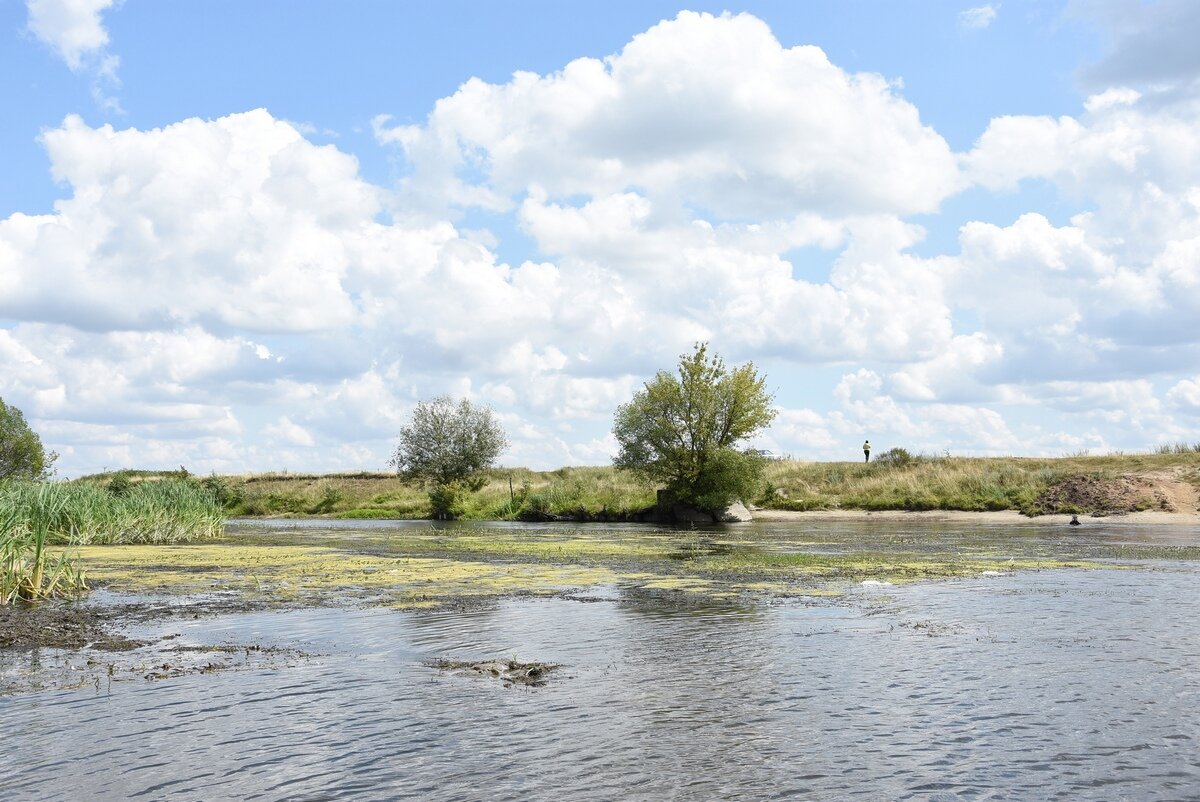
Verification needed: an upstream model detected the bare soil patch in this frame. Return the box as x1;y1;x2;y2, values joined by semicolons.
1035;472;1200;516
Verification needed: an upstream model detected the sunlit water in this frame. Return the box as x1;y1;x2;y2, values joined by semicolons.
2;520;1199;801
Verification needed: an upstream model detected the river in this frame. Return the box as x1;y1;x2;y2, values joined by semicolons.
1;518;1198;800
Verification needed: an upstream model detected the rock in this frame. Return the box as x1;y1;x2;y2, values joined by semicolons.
717;501;753;523
670;503;717;524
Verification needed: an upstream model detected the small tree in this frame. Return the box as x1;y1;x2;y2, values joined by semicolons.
613;343;776;513
0;398;56;482
390;396;508;519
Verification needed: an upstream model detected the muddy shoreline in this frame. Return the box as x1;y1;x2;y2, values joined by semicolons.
753;508;1200;525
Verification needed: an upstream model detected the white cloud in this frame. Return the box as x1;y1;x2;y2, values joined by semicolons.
26;0;121;111
1;111;374;333
959;5;998;31
26;0;114;70
1167;377;1200;415
378;10;960;220
263;416;316;447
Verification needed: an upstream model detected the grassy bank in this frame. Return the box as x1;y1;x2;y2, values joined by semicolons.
762;450;1200;515
76;449;1200;521
177;467;658;521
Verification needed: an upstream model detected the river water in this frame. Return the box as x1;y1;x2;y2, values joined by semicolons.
2;519;1199;800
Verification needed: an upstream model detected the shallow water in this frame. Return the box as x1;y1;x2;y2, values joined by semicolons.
2;519;1199;800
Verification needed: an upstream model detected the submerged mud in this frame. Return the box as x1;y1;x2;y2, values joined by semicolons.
0;602;143;652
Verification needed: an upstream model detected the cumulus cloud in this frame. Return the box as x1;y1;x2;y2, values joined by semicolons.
957;86;1200;391
1;111;373;333
377;10;960;220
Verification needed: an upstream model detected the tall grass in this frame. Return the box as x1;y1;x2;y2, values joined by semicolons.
217;466;656;520
102;447;1200;521
0;479;224;545
1;485;87;603
1156;442;1200;454
761;450;1200;515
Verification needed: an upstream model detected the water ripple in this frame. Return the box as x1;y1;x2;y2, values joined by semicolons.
2;543;1199;799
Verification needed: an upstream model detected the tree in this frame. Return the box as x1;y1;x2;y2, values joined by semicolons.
390;396;508;518
613;343;775;512
0;398;56;482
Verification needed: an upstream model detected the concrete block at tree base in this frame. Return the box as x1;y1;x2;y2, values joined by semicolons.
655;489;754;523
717;501;753;522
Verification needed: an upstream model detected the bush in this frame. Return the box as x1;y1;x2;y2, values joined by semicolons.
106;473;134;497
872;447;916;468
428;482;469;520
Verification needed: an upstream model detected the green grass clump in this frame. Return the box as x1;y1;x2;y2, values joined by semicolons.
0;479;223;545
1;486;87;604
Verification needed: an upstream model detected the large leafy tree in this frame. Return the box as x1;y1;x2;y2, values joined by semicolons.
0;398;56;482
390;397;508;518
613;343;775;512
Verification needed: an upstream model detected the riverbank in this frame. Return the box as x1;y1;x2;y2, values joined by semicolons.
754;508;1200;525
75;450;1200;521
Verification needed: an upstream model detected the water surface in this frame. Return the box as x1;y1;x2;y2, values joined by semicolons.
1;519;1197;800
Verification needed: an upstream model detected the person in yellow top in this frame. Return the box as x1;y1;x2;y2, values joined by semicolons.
863;440;871;463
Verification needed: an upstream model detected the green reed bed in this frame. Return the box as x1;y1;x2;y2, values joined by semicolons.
0;479;223;546
1;485;87;603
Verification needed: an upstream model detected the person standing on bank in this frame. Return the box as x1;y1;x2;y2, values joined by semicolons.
863;440;871;463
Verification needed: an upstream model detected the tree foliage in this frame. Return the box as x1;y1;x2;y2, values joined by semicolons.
389;397;508;517
0;398;55;482
613;343;776;511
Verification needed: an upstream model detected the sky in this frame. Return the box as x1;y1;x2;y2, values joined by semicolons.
2;0;1200;477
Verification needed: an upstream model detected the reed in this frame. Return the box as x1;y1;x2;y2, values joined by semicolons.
1;484;87;603
0;479;223;545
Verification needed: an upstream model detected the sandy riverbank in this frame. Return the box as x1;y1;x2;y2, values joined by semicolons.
753;508;1200;526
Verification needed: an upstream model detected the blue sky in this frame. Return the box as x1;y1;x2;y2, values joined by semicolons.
2;0;1199;476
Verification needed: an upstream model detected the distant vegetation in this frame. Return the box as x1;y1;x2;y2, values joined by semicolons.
189;466;657;522
94;448;1197;521
760;449;1200;515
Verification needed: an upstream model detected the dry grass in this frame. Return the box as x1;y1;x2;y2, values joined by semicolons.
761;451;1200;514
80;449;1200;520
